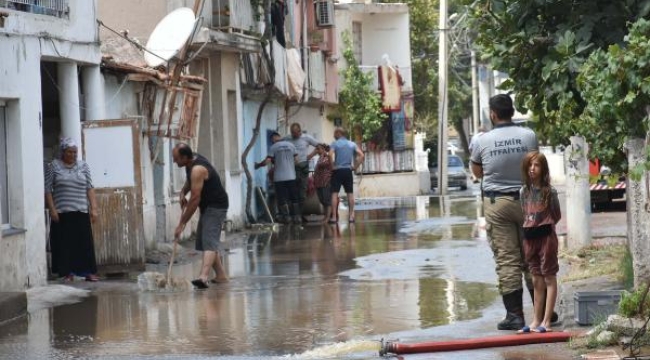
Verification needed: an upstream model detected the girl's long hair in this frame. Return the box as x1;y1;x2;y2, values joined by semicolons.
521;151;552;208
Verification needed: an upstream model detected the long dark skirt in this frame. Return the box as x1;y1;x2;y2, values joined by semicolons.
50;211;98;277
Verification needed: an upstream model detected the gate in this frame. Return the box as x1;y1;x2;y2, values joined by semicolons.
82;119;145;273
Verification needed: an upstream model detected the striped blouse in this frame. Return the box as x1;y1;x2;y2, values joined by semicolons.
44;159;94;213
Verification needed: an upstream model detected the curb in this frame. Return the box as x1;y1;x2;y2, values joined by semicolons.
0;292;27;324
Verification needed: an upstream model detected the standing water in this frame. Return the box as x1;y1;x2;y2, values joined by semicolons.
0;193;557;359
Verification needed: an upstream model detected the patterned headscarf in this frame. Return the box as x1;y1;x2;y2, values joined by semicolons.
60;137;78;151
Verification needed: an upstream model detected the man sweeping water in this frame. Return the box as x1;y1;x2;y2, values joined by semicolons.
173;143;229;289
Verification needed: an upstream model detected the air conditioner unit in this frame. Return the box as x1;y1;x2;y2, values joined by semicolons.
314;0;334;28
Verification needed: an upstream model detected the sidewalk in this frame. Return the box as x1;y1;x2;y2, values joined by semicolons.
551;185;629;358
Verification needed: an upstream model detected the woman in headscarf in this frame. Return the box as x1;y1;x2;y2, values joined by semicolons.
45;137;99;282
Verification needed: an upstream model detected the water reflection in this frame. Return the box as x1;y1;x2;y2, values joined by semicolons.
0;195;500;359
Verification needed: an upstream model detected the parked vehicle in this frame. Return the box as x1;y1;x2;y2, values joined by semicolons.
430;155;468;190
590;165;626;211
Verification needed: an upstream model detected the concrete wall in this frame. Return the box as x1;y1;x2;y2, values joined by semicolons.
97;0;192;43
540;146;566;186
194;53;246;228
102;75;195;248
287;105;335;145
2;0;98;44
335;6;411;89
0;2;100;290
242;100;283;220
359;13;410;72
357;172;423;198
626;138;650;287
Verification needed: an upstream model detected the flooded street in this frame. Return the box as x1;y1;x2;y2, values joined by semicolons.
0;188;577;359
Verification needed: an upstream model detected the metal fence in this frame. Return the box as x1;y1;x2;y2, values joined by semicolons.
1;0;69;18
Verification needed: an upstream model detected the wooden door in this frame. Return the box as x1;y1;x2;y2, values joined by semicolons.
82;119;145;273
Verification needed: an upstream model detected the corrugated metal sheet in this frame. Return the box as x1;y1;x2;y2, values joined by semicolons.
82;120;145;273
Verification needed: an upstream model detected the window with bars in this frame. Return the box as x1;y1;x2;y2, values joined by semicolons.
0;0;69;18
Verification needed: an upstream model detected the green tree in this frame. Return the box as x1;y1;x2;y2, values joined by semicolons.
462;0;650;164
578;19;650;174
339;32;386;141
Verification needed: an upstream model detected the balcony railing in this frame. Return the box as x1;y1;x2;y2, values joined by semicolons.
240;39;288;96
1;0;69;18
359;65;412;92
211;0;256;33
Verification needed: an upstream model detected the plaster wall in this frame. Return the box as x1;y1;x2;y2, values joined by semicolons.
2;0;99;44
97;0;188;43
101;75;191;248
0;37;57;289
357;172;424;198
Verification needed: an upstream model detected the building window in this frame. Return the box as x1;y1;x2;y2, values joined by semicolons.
1;0;69;18
352;21;363;64
0;105;9;226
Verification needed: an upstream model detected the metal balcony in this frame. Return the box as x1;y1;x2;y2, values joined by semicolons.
1;0;69;18
211;0;256;33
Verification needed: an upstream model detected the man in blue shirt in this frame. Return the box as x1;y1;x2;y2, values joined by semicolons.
329;127;364;223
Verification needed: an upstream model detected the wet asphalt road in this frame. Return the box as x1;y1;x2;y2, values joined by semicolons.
0;183;582;359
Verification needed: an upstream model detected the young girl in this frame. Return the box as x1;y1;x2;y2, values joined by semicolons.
518;151;561;333
311;144;333;223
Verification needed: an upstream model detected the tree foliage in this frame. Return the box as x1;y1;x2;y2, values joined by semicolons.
339;32;386;142
578;19;650;174
462;0;650;165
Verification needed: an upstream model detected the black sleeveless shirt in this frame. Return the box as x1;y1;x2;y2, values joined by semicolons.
186;154;229;212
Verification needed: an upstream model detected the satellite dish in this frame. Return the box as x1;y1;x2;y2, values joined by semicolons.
144;7;196;67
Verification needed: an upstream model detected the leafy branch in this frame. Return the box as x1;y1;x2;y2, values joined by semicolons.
338;32;386;142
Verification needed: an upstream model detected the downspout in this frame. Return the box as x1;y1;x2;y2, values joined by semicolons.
302;0;309;102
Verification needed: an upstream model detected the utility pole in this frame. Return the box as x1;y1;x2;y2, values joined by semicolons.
437;0;449;195
471;50;480;136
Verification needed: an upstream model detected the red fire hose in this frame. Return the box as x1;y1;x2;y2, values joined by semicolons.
380;332;573;356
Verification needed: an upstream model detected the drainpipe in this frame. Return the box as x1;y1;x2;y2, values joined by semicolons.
303;0;309;103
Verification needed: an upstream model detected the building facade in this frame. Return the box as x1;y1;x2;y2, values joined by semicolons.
0;0;102;290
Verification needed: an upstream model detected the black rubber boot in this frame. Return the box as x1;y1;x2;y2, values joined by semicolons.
276;204;291;224
528;288;559;324
497;289;525;330
291;203;302;224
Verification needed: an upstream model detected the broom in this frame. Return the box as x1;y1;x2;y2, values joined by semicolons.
137;238;190;292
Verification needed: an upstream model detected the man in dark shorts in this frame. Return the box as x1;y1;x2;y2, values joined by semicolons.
255;132;300;224
329;127;364;223
173;143;229;289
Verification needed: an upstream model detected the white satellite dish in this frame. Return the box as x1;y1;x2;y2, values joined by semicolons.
144;7;196;67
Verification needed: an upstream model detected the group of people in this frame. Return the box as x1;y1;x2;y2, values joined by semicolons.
255;124;364;224
45;136;230;290
471;94;561;334
44;121;363;290
46;96;560;326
